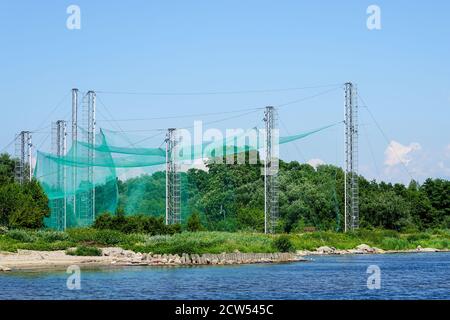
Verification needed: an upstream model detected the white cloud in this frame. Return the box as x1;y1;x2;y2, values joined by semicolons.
384;141;421;167
307;158;325;169
179;158;209;172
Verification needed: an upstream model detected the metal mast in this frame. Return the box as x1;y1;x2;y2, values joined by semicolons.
263;106;279;234
165;128;181;225
344;82;359;232
14;131;32;184
71;88;78;222
79;90;96;224
51;120;67;230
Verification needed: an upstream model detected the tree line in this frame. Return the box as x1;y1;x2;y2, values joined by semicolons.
119;156;450;232
1;152;449;232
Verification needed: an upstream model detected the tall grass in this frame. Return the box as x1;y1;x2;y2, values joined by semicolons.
0;228;448;254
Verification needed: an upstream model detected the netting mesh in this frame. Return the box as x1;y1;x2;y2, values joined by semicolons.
35;123;338;230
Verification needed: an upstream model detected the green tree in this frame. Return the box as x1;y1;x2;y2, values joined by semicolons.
237;207;264;232
421;178;450;227
0;153;50;229
360;190;411;230
115;153;449;233
0;153;15;185
8;179;50;229
187;212;204;232
0;183;22;226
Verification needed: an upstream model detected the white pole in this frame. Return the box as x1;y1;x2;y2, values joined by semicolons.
344;84;348;233
165;131;169;225
72;88;78;221
91;91;96;222
27;133;32;181
264;108;268;234
63;121;67;231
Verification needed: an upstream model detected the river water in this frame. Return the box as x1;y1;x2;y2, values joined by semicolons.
0;252;449;300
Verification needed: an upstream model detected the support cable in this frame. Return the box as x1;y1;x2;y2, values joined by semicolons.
358;93;415;181
95;83;343;96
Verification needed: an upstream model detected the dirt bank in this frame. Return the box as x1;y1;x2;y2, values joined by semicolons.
0;249;305;271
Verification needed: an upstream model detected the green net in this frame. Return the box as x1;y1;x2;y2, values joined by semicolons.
35;123;338;230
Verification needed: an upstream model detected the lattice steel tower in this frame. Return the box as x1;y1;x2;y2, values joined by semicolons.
165;128;181;225
14;131;32;184
264;106;279;234
344;82;359;232
78;90;96;225
50;120;67;230
71;88;79;221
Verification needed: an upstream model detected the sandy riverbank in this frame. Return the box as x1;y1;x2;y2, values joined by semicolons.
0;244;448;272
0;248;305;272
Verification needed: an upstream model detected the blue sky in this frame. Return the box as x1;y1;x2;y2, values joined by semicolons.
0;0;449;183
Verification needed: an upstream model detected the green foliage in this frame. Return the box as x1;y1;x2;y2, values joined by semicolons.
360;191;411;230
237;207;264;232
66;228;123;245
0;153;50;229
380;237;411;250
93;212;180;235
0;229;76;252
35;230;69;242
110;154;450;233
273;234;294;252
0;226;8;234
93;230;124;245
1;228;449;254
93;212;114;230
126;231;275;255
187;212;204;232
165;223;183;235
186;159;450;232
0;183;23;226
2;145;449;236
66;245;102;256
406;233;431;242
214;218;238;232
6;229;37;242
0;153;15;185
117;172;166;216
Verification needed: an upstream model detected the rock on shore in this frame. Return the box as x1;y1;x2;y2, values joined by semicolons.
297;244;385;255
0;265;12;272
296;244;444;256
101;248;304;266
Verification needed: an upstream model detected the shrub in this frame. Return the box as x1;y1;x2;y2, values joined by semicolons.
93;212;182;236
93;212;114;230
406;233;431;242
66;228;98;243
187;212;204;232
380;237;411;250
165;223;182;235
94;229;124;245
144;216;168;235
380;229;400;238
273;235;294;252
6;229;36;242
36;230;69;242
214;218;238;232
67;245;102;256
236;208;264;232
